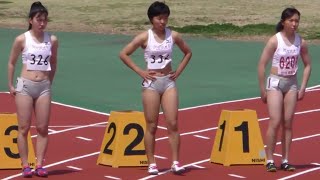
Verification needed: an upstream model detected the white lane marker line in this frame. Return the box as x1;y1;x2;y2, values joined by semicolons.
48;129;57;133
67;166;82;171
277;165;320;180
105;176;121;180
1;85;318;114
194;135;210;139
76;136;92;141
273;153;282;157
154;155;167;159
157;126;167;130
228;174;246;178
139;159;209;180
192;164;205;169
2;87;320;180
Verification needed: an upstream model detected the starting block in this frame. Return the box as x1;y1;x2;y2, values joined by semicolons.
97;111;148;168
210;109;266;166
0;113;36;169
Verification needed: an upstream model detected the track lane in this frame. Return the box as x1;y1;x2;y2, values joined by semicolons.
1;90;319;179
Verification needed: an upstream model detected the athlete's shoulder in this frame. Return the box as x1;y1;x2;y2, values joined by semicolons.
14;33;26;44
171;30;177;35
170;30;182;42
300;37;308;48
133;30;148;44
266;34;278;48
50;34;58;43
138;30;149;38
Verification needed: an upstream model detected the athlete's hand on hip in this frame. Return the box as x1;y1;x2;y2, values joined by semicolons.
139;70;156;81
298;88;305;100
169;71;179;81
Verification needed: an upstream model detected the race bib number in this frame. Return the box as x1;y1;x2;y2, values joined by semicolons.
27;54;51;71
147;54;171;69
278;56;298;76
149;54;169;64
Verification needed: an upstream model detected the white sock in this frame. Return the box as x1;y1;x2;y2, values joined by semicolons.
267;160;274;164
173;161;179;165
149;163;156;167
282;159;288;164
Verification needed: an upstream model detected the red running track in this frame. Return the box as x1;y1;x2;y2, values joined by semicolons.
0;89;319;180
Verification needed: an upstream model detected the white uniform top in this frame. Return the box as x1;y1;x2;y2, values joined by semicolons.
272;32;301;76
22;31;52;71
144;28;174;69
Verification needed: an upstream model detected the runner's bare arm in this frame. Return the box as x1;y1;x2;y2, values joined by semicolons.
7;34;24;93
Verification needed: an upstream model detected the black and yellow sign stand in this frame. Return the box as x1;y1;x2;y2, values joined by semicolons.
210;109;266;166
0;113;36;169
97;111;148;168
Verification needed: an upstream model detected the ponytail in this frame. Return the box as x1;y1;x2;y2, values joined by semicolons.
275;21;283;32
276;7;300;32
28;1;48;30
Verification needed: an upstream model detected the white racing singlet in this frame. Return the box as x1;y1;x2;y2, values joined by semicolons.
22;31;52;71
144;28;174;69
272;32;301;76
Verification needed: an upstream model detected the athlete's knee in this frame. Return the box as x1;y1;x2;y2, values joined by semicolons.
282;120;293;130
268;118;282;130
166;120;178;133
18;125;31;136
146;121;157;134
36;125;48;136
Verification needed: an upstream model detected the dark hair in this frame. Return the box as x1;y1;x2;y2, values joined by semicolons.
28;1;48;30
276;7;300;32
147;1;170;22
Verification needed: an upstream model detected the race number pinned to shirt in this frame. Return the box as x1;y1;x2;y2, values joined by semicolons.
26;53;51;71
278;56;298;76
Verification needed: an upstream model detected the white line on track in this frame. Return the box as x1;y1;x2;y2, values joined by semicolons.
157;126;167;130
2;152;100;180
154;155;167;159
277;165;320;180
1;86;319;179
0;92;109;115
139;133;320;180
3;109;320;179
139;159;209;180
30;121;107;138
192;164;205;169
264;133;320;147
48;129;57;133
228;174;246;178
52;101;110;116
193;135;210;139
1;85;319;116
105;176;122;180
177;86;320;112
273;153;282;157
67;166;83;171
76;136;92;141
47;125;106;128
